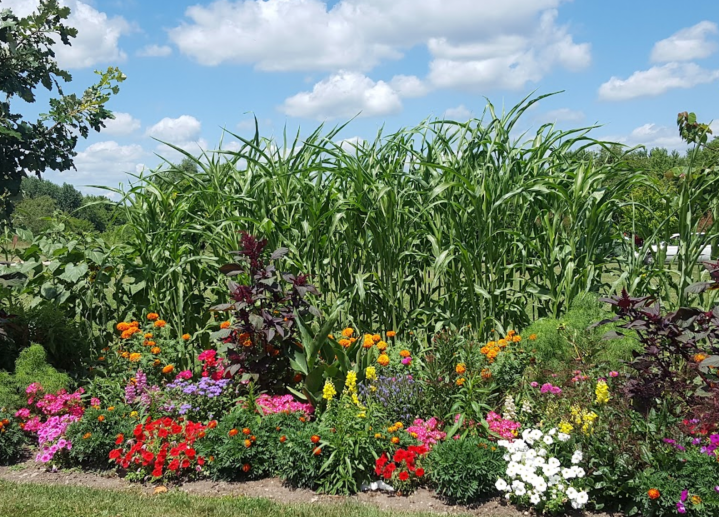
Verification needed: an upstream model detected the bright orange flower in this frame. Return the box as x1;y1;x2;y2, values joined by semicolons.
220;321;231;329
242;428;251;435
512;335;521;343
399;349;411;358
386;331;396;338
377;354;390;366
208;421;217;429
311;435;320;444
456;377;466;386
154;320;167;328
151;347;161;355
280;435;287;443
339;338;351;348
98;415;105;422
129;353;142;362
455;363;466;375
147;313;159;321
116;322;131;331
242;464;251;473
313;447;322;456
391;437;400;444
244;439;252;448
182;334;191;340
372;334;381;343
162;364;174;374
341;327;354;338
648;488;660;500
120;330;134;339
229;429;239;437
694;353;708;363
144;333;153;339
529;334;538;341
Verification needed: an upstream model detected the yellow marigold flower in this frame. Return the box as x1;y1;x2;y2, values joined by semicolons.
455;363;466;375
391;436;400;444
108;406;115;411
365;366;377;381
338;338;351;348
341;327;354;338
595;380;610;404
328;334;335;340
388;425;397;433
154;320;167;328
529;334;538;341
512;335;521;343
394;422;403;429
162;364;174;374
498;339;508;347
374;433;382;439
151;347;161;355
376;340;388;350
147;313;159;321
456;377;466;386
480;346;489;354
399;349;411;358
507;330;516;337
362;337;374;349
129;353;142;362
120;351;130;359
220;321;230;329
182;334;191;341
377;354;390;366
322;380;337;401
144;333;153;339
411;432;418;438
691;495;702;505
130;411;138;418
372;334;381;343
386;331;396;338
116;322;131;332
120;329;134;339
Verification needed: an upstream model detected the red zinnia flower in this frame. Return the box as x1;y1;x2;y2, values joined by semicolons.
168;459;180;471
181;459;190;469
399;471;409;481
415;468;424;477
109;449;122;460
115;434;124;445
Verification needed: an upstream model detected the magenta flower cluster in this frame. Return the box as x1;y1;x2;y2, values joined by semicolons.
486;411;521;440
35;414;78;463
255;394;314;415
406;417;446;447
538;383;562;395
125;369;156;406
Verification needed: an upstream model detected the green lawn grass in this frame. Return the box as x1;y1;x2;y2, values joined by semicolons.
0;480;453;517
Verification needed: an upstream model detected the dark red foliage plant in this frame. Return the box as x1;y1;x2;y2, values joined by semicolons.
594;271;719;414
211;232;320;393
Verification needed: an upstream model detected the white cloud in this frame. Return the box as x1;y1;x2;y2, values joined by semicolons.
539;108;585;123
338;137;367;152
280;72;402;120
651;21;718;63
602;124;686;151
389;75;430;98
146;115;202;142
101;112;141;136
168;0;586;93
598;62;719;101
43;141;147;193
137;44;173;57
443;105;472;120
4;1;132;69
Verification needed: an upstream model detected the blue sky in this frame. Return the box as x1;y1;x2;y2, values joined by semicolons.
5;0;719;196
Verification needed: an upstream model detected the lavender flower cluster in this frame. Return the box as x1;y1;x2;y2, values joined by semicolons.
359;374;423;422
166;377;231;398
125;370;158;406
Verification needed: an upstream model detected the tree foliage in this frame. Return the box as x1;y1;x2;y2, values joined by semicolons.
0;0;124;220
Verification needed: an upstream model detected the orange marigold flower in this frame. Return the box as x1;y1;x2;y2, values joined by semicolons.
694;353;708;363
98;415;105;422
480;346;490;354
121;352;130;359
648;488;660;500
242;464;251;473
455;363;466;375
456;377;466;386
372;334;381;343
244;439;252;448
154;320;167;328
376;340;388;350
313;447;322;456
328;334;335;340
507;330;516;337
129;321;140;328
242;339;253;348
83;432;92;439
349;337;357;344
311;435;320;444
151;347;161;355
391;437;400;444
399;349;411;358
512;335;522;343
362;337;374;349
108;406;115;411
116;322;131;332
120;330;134;340
129;353;142;362
153;359;161;367
162;364;174;374
98;356;105;361
341;327;354;338
209;420;218;429
339;338;351;348
498;339;508;347
377;354;390;366
481;368;492;380
229;429;239;437
386;330;396;338
280;435;287;443
144;333;153;339
147;313;159;321
242;428;251;435
220;321;231;329
182;334;191;341
529;334;538;341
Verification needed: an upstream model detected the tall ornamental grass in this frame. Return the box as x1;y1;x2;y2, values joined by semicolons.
108;94;653;335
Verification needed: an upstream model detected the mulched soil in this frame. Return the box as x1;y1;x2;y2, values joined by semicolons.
0;459;620;517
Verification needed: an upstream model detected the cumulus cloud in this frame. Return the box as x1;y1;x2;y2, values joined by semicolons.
137;44;173;57
651;21;718;63
601;124;686;151
539;108;585;123
280;72;402;120
146;115;202;142
443;105;472;120
101;112;141;136
168;0;587;93
4;0;132;69
598;62;719;101
43;141;147;193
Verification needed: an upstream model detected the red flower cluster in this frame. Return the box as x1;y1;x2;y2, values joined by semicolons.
375;445;427;490
109;417;206;479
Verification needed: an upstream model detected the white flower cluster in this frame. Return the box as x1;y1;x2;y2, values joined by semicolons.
503;395;517;420
495;428;589;510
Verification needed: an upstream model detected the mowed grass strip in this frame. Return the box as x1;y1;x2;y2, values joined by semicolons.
0;480;461;517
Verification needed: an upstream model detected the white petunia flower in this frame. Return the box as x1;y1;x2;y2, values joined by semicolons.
557;432;570;442
496;478;509;491
543;435;554;445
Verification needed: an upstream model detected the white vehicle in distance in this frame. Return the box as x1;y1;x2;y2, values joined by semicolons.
651;233;713;262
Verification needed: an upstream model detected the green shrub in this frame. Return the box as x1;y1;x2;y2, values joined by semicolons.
65;405;137;468
524;293;639;374
196;409;305;481
426;437;505;504
0;344;71;410
0;409;27;464
274;419;326;490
